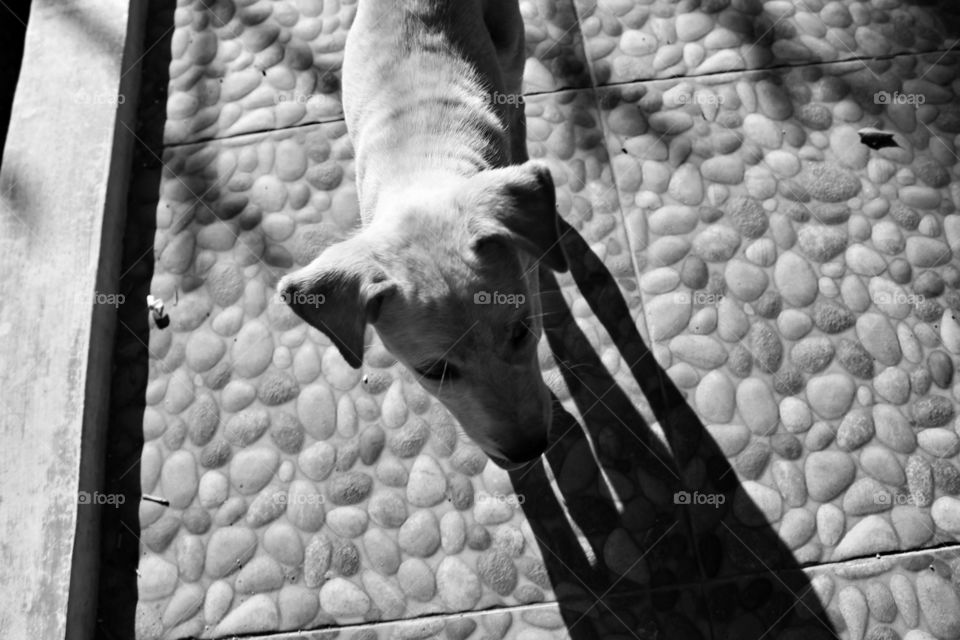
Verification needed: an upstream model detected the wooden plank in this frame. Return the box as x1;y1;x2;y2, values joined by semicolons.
0;1;145;638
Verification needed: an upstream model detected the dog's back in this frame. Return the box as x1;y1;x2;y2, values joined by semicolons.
343;0;528;218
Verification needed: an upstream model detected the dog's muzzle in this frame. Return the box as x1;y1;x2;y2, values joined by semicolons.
490;433;549;470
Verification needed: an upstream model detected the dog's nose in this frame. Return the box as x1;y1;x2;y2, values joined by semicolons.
501;438;548;466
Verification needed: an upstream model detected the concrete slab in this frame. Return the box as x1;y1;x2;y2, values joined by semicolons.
0;1;145;638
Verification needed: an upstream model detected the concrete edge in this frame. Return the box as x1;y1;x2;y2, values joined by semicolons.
0;1;146;638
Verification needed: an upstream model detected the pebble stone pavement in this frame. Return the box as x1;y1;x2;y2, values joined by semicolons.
119;0;960;638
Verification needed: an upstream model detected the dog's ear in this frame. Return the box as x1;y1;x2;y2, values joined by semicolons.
462;161;569;272
277;238;394;368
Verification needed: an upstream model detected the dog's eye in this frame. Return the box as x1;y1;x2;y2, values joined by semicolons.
416;360;459;382
509;321;532;348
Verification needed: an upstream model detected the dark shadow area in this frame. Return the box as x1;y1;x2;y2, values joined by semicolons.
512;219;837;639
725;0;960;75
0;0;31;166
515;1;960;634
95;1;174;638
697;0;960;140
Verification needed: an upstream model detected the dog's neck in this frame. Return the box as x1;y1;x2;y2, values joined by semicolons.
346;54;513;220
351;53;511;218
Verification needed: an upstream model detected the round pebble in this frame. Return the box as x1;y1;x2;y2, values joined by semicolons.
913;394;955;428
843;477;891;516
297;383;337;440
319;577;370;617
692;225;742;262
234;556;284;594
436;557;482;610
774;251;817;307
873;367;910;404
406;454;448;507
846;244;887;276
326;507;369;539
440;511;467;555
838;587;868;640
246;488;287;527
816;503;845;546
398;510;441;557
798;162;861;202
932;496;960;533
368;491;407;528
806;374;855;419
736;378;778;435
696;370;736;422
363;528;401;576
327;471;373;506
286;480;325;532
791;337;835;374
726;196;769;239
916;572;960;639
837;339;874;379
397;558;436;602
748;322;782;373
232;321;274;378
873;404;917;453
724;260;769;302
225;408;270;447
832;515;899;560
892;505;935;549
836;410;875;451
669;335;727;369
230;448;279;495
906;456;934;507
805;450;856;504
205;527;258;579
797;226;848;262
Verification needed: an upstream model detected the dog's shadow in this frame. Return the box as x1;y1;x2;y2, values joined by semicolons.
510;220;838;639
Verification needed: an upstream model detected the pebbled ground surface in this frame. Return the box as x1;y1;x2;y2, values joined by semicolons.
118;0;960;639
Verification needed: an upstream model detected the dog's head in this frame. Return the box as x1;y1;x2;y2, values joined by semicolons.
278;161;567;469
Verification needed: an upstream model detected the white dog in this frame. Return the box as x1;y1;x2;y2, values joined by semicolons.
278;0;568;468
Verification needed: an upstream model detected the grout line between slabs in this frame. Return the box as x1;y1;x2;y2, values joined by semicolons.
159;44;958;152
591;45;960;90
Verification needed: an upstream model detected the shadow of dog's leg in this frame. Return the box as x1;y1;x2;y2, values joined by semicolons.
509;456;604;589
534;264;699;588
552;218;703;467
539;253;682;476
